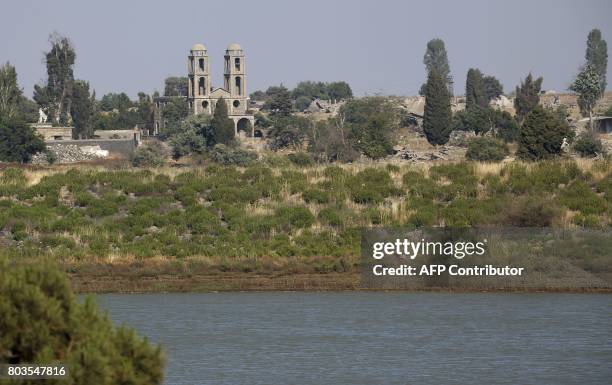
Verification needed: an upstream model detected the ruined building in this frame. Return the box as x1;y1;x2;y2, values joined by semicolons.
153;43;254;136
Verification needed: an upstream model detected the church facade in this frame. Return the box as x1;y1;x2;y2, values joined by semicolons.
187;43;254;136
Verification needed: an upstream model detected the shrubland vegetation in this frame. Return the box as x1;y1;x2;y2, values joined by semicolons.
0;159;609;275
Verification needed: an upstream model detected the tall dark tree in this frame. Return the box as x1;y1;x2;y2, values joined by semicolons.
33;33;76;125
0;62;22;119
423;70;452;145
211;98;235;145
465;68;487;109
266;85;293;116
164;77;189;96
420;38;453;95
483;75;504;101
71;80;95;139
514;73;543;123
0;115;45;163
517;106;572;160
585;28;608;95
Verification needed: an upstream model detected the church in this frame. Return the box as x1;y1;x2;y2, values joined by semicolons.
187;42;254;136
152;42;255;137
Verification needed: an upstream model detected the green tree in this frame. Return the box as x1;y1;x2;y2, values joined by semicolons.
71;80;95;139
0;63;22;119
327;81;353;100
452;105;492;135
0;115;45;163
266;85;293;116
164;77;189;96
423;70;452;145
585;28;608;95
341;97;398;159
0;258;164;384
569;64;602;130
483;75;504;101
514;73;543;123
33;33;75;125
295;96;312;111
268;115;310;150
307;118;359;162
99;92;132;112
169;113;211;158
420;38;453;95
160;97;189;135
517;105;572;160
211;98;235;145
465;68;487;109
292;81;327;100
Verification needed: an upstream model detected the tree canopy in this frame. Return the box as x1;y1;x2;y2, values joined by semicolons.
570;64;602;130
465;68;487;109
71;80;95;138
517;105;572;160
423;70;452;145
33;33;75;125
420;38;453;95
514;73;543;123
164;77;189;97
0;115;45;163
211;98;235;145
585;28;608;95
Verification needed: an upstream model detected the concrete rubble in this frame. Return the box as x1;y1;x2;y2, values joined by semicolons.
31;144;109;164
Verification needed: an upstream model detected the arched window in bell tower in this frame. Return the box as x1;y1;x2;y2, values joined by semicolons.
199;58;205;71
234;58;240;71
235;77;242;96
198;77;205;95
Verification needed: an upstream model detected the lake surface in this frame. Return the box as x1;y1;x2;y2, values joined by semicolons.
96;292;612;385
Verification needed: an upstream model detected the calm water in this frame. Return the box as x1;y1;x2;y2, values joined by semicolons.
96;292;612;385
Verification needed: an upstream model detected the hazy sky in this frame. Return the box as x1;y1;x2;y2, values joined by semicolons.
2;0;611;99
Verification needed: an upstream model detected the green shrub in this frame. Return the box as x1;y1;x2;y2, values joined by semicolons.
288;152;314;167
573;132;606;157
558;181;608;215
505;197;561;227
0;259;164;383
302;189;331;204
132;143;166;167
348;168;397;204
465;137;509;161
274;206;315;229
210;144;257;166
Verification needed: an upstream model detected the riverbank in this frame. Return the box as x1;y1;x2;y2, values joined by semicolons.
69;272;612;294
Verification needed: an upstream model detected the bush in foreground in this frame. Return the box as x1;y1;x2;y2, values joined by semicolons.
465;137;509;161
0;258;164;384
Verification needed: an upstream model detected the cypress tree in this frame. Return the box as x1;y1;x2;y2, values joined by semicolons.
514;73;543;123
465;68;486;109
423;70;452;145
211;97;235;145
585;29;608;95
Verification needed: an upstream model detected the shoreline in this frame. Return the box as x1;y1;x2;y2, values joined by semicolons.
69;273;612;294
